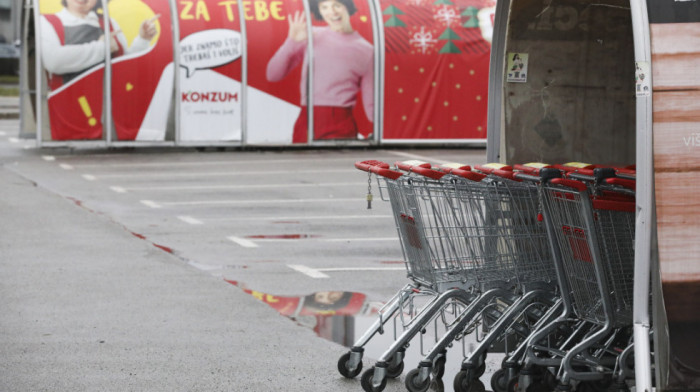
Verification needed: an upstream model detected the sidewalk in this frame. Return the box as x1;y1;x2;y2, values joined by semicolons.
0;95;19;120
0;125;407;391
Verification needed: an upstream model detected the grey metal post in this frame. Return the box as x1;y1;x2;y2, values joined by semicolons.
169;0;181;144
485;0;509;163
32;0;41;147
238;0;248;145
102;0;111;144
303;0;314;144
629;0;654;390
370;0;383;143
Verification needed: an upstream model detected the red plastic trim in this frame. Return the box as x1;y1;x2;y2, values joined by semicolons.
592;198;635;212
395;161;446;180
490;169;520;181
450;169;487;182
514;163;552;174
550;178;588;191
474;163;514;174
439;163;472;171
605;177;636;191
355;160;403;180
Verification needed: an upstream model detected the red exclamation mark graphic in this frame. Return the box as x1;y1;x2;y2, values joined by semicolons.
78;96;97;127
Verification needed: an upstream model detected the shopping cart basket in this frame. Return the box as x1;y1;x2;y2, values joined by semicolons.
386;162;559;392
526;169;636;388
339;161;482;386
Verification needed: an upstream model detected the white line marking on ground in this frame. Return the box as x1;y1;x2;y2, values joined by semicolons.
253;237;398;243
208;214;393;222
42;155;55;161
9;137;19;143
77;169;354;179
82;174;96;181
110;186;127;193
159;198;359;207
322;237;399;242
317;267;405;272
287;264;330;279
0;131;6;136
187;261;223;271
178;215;203;225
140;200;162;209
385;151;453;165
227;236;259;248
59;163;74;170
115;182;365;192
46;156;395;168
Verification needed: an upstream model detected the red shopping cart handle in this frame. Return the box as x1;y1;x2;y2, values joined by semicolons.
513;162;553;175
355;160;404;180
437;164;487;182
554;162;596;171
473;163;514;174
605;177;636;191
394;161;446;180
550;177;588;192
488;168;520;181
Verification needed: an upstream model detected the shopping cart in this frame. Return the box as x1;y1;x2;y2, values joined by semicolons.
518;168;636;390
351;160;540;392
338;160;482;388
388;162;559;392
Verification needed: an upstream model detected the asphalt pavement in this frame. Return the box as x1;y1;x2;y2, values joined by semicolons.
0;102;491;392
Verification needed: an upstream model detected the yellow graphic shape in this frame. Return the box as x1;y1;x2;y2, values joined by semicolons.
78;96;97;127
39;0;62;15
126;82;134;91
39;0;160;46
109;0;160;46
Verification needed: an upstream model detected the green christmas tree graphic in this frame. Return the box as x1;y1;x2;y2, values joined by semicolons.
438;27;461;53
433;0;454;5
383;5;406;27
462;6;479;28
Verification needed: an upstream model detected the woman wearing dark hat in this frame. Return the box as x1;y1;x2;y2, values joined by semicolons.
266;0;374;143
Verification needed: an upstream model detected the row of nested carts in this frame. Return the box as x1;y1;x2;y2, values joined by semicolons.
337;159;642;392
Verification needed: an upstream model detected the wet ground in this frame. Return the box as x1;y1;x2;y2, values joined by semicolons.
1;121;509;390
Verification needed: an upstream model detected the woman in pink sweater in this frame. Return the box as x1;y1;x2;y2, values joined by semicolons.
266;0;374;143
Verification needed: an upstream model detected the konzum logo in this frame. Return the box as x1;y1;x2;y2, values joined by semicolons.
182;91;239;103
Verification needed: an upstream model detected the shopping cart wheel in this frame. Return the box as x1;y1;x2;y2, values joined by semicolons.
506;376;520;392
360;367;387;392
454;373;486;392
432;355;447;379
405;368;431;392
475;362;486;378
491;369;509;392
386;360;404;379
337;352;363;378
576;379;612;392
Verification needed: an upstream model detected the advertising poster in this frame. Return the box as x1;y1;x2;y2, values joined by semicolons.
38;0;109;140
379;0;493;141
176;0;243;141
648;0;700;388
109;0;173;141
246;0;305;144
299;0;375;143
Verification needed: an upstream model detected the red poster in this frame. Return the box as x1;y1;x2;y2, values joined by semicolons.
110;0;173;141
245;0;306;144
247;0;376;144
39;0;108;140
380;0;493;141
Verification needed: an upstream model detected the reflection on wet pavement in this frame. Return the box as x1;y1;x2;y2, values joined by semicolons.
226;281;502;392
